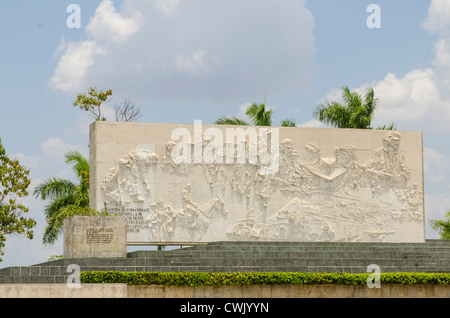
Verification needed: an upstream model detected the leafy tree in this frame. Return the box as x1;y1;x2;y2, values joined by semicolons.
73;87;113;121
34;151;108;245
0;138;36;261
313;86;395;130
429;210;450;240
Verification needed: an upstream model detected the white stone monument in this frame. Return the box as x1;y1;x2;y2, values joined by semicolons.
89;121;425;245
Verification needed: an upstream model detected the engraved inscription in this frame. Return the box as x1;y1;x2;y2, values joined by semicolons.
86;228;114;244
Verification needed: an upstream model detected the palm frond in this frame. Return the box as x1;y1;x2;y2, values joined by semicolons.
73;183;89;207
314;86;387;129
246;102;272;126
363;87;378;116
42;209;66;245
280;118;296;127
65;151;89;184
214;116;249;125
376;123;396;130
34;150;94;245
429;211;450;240
42;194;77;220
33;178;77;200
313;101;351;128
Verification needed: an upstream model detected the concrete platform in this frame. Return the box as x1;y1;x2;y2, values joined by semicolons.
0;283;448;298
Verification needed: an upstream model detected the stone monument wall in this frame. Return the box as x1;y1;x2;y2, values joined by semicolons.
89;121;424;244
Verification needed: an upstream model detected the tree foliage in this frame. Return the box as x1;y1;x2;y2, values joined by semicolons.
73;87;113;121
429;210;450;240
280;118;296;127
34;151;108;245
214;116;250;125
0;138;36;261
215;96;296;127
313;86;395;130
245;102;273;126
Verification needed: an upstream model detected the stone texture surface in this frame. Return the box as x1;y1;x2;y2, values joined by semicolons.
0;283;447;298
90;121;425;244
0;284;127;298
63;216;127;258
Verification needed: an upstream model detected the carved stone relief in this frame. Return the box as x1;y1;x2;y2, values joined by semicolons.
97;126;424;243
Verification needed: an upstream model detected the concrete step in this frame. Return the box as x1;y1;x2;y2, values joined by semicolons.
0;240;448;283
0;275;69;284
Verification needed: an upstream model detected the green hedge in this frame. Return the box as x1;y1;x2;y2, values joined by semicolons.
80;271;450;287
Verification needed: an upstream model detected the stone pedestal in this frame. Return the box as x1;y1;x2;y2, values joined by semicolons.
63;216;127;258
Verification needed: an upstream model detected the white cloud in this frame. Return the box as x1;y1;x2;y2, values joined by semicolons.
432;38;450;100
297;119;327;128
40;138;84;161
86;0;144;43
370;69;448;126
369;59;450;132
433;38;450;67
11;153;40;170
48;40;105;93
154;0;181;15
237;103;252;120
176;50;211;74
49;0;317;102
424;147;449;184
319;61;449;133
318;1;450;133
53;37;68;59
49;0;143;93
319;67;450;132
422;0;450;34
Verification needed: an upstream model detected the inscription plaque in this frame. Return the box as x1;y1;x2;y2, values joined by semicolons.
63;216;127;258
86;228;114;244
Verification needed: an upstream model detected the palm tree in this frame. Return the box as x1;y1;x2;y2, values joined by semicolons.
34;151;106;245
313;86;394;129
215;96;296;127
429;210;450;240
245;101;273;126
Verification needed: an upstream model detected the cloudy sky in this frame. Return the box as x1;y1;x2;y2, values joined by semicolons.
0;0;449;267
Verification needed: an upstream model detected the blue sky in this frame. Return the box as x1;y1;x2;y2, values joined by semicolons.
0;0;449;267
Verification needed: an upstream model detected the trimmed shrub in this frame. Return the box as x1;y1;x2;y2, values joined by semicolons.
80;271;450;287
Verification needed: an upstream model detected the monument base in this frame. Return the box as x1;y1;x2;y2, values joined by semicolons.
63;216;127;258
0;240;448;285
